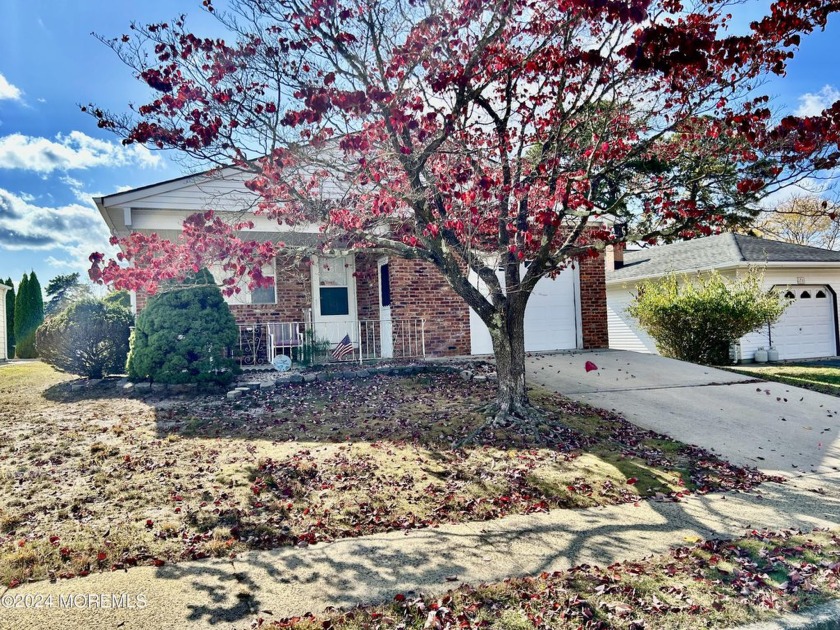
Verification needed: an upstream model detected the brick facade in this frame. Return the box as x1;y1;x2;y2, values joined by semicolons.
578;252;609;349
354;255;380;323
132;251;607;357
388;258;472;356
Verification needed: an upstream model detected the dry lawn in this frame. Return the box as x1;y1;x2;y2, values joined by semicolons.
0;362;775;588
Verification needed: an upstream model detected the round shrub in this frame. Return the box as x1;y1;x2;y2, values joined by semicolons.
127;270;240;385
36;299;133;378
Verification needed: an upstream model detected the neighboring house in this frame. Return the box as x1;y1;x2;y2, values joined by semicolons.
607;233;840;361
94;169;608;364
0;283;8;361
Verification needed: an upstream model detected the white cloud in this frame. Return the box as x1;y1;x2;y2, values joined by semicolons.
795;85;840;117
0;73;23;102
0;186;118;277
0;130;161;174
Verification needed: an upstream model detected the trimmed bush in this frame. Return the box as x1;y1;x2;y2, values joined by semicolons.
127;269;240;385
628;270;789;365
36;299;133;378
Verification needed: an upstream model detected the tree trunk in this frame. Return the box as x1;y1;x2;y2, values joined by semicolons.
488;296;530;421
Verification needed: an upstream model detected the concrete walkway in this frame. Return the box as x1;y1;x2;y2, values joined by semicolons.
3;351;839;630
527;350;840;478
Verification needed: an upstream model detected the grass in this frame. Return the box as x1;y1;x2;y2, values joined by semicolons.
275;529;840;630
726;364;840;397
0;362;775;588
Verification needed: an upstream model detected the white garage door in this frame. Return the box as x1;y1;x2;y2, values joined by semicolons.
773;286;836;360
469;267;578;354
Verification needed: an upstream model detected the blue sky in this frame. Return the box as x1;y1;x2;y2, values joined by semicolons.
0;1;838;294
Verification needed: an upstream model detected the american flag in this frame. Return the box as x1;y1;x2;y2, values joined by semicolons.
331;334;354;361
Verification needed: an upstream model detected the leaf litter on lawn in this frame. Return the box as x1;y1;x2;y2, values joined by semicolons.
0;364;781;587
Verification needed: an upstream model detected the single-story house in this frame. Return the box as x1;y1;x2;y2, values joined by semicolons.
0;282;8;361
607;233;840;361
94;169;608;364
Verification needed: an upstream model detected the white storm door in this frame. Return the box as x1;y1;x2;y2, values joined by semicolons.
378;258;393;358
311;255;358;344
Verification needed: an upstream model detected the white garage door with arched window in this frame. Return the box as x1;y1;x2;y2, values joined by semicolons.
771;286;837;360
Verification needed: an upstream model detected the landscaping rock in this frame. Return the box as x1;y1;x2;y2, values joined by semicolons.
122;382;134;392
355;369;371;378
87;379;102;386
151;383;168;392
487;372;498;382
287;374;305;384
133;382;152;392
316;372;333;382
474;375;488;383
259;382;273;390
243;382;262;391
460;370;473;381
303;373;317;383
226;390;243;400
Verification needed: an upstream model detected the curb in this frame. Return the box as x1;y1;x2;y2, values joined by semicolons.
733;599;840;629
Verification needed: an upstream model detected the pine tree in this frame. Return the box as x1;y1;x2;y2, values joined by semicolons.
13;272;44;358
3;278;13;358
13;273;29;358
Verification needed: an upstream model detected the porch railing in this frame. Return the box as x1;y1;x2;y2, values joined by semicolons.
236;318;426;367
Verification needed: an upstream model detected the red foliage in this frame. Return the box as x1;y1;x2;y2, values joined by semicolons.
86;0;839;323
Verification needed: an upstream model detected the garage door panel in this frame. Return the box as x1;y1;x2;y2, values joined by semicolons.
772;286;836;360
469;267;578;354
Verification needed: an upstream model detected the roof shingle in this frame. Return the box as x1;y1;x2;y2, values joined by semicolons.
608;233;840;282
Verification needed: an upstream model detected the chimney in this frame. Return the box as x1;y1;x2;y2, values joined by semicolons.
605;243;625;270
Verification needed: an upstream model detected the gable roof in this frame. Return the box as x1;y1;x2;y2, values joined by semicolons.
608;233;840;283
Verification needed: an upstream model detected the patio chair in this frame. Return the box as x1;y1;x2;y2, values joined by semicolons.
266;322;304;363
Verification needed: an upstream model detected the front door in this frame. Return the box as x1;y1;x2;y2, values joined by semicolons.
311;255;358;346
378;258;393;358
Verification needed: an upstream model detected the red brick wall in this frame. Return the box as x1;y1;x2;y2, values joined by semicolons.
579;252;608;349
354;255;380;322
389;258;471;356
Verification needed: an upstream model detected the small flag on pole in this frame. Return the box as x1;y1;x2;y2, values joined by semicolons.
331;334;354;361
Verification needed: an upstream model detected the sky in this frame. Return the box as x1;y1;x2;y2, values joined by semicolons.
0;1;839;294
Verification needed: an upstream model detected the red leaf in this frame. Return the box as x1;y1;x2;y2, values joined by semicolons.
626;477;638;485
394;593;406;602
585;361;598;372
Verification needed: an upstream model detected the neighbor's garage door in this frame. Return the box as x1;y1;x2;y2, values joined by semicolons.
469;267;578;354
774;286;837;360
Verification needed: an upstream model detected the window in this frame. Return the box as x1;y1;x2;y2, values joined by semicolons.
251;279;276;305
800;290;811;299
816;290;827;298
783;290;795;299
318;258;350;316
380;263;391;307
209;263;276;306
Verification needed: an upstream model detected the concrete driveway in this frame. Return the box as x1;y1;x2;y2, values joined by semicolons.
527;350;840;479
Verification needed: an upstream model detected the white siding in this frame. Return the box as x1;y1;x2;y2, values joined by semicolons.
0;286;7;361
606;285;657;354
